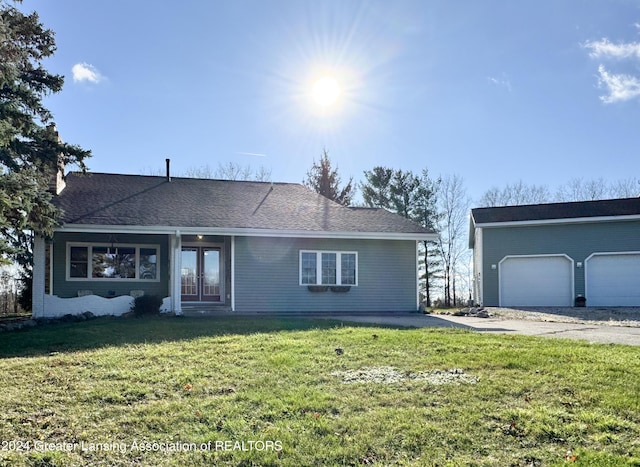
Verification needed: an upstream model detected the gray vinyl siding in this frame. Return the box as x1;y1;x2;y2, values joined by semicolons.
234;237;418;313
480;220;640;306
51;232;169;299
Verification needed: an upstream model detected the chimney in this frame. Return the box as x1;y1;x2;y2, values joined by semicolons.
47;125;66;195
166;158;171;182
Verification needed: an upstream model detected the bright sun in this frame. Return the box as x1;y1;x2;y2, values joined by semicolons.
312;76;340;107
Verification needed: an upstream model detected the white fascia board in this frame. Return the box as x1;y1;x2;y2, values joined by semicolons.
475;213;640;229
55;224;437;242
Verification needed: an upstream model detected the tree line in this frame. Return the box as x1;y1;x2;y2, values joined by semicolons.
479;178;640;207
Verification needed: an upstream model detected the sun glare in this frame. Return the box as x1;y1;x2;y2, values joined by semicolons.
312;76;340;107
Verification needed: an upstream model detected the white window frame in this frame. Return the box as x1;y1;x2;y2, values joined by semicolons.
299;250;358;286
66;242;161;282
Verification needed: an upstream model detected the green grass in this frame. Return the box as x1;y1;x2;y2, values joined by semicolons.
0;315;639;466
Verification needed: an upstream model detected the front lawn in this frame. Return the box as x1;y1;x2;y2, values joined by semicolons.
0;316;638;466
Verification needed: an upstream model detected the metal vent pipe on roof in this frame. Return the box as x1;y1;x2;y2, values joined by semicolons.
166;158;171;182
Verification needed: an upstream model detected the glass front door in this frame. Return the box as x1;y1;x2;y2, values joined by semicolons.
181;247;222;302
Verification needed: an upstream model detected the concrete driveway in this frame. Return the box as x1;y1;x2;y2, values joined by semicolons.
317;313;640;346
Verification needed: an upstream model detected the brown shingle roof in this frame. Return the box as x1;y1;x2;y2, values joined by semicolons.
54;172;432;236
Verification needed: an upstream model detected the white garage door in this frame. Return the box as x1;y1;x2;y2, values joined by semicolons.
500;256;573;307
586;253;640;306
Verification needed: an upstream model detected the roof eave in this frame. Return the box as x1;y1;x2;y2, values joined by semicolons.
54;224;437;242
474;213;640;228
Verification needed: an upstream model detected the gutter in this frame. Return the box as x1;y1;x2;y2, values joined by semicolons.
474;213;640;229
54;224;437;242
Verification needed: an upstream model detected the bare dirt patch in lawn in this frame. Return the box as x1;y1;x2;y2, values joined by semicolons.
331;367;479;385
489;307;640;327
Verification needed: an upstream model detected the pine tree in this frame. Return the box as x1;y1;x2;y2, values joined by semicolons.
361;167;441;306
361;166;393;209
303;149;354;206
0;1;90;296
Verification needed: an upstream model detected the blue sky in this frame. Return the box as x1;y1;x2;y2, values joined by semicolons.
22;0;640;202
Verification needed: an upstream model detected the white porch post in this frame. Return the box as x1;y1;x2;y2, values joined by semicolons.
231;235;235;311
170;231;182;315
32;235;46;318
416;240;420;311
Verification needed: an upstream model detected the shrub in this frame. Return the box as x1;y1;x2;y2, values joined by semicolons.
131;295;163;317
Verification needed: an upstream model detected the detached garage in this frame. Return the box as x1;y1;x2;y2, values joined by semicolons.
470;197;640;307
499;255;573;307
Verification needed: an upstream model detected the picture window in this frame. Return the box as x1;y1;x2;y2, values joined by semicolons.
300;250;357;286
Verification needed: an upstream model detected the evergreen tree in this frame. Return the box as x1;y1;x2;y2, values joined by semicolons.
411;170;441;308
361;166;440;306
303;149;354;206
361;166;393;209
0;1;90;296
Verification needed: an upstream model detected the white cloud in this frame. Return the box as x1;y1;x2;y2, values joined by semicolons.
71;63;104;84
236;152;267;157
584;38;640;59
596;65;640;104
487;75;512;92
584;30;640;104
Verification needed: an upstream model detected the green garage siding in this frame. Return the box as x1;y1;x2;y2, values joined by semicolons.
51;232;170;299
481;220;640;306
234;237;418;313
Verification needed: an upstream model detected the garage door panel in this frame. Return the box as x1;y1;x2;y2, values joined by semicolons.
587;254;640;306
500;256;573;307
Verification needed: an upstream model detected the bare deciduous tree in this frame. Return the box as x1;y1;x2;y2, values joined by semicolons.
478;181;550;207
555;177;608;201
187;162;272;181
555;177;640;201
479;177;640;208
437;174;470;307
144;162;272;181
610;178;640;198
0;266;20;315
